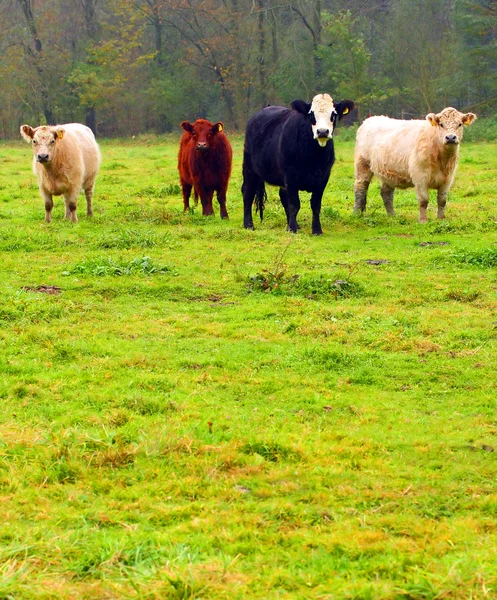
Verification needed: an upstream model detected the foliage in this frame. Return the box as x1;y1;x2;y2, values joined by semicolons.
64;256;174;276
0;0;496;137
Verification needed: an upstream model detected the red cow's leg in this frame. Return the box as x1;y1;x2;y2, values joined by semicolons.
181;182;193;212
217;187;229;219
199;188;214;216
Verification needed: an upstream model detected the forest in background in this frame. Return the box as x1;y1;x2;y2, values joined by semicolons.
0;0;496;137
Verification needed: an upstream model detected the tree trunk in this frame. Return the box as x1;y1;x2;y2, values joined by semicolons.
257;0;267;105
17;0;55;124
82;0;99;134
85;106;97;134
313;0;322;88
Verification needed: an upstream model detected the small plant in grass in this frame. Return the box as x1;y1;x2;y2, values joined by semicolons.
139;183;181;197
95;228;175;249
448;247;497;267
240;441;301;462
64;256;175;276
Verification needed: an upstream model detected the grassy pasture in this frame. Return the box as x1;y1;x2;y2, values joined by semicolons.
1;132;497;599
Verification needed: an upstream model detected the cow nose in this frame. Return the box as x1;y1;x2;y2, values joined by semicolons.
196;142;208;151
445;134;458;144
37;154;49;162
316;128;330;138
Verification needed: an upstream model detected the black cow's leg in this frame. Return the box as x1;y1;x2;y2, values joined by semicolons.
242;155;258;229
310;189;324;235
280;188;300;230
286;188;301;233
279;188;290;226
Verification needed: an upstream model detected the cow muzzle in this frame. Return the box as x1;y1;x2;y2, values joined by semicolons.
37;154;50;163
315;128;332;147
196;143;208;153
444;134;458;145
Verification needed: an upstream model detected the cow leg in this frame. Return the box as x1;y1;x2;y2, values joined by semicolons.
437;187;448;220
199;189;214;216
216;187;229;220
279;188;300;230
40;189;53;223
354;157;372;213
242;158;259;229
380;182;395;216
84;184;95;218
415;184;430;223
310;189;325;235
286;188;301;234
181;182;193;212
63;193;78;223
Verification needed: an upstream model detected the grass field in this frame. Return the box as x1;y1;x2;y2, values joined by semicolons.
1;132;497;599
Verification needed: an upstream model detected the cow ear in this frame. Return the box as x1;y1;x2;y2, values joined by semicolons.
335;100;355;119
462;112;476;126
181;121;193;133
212;122;224;133
426;113;440;127
54;128;65;140
291;100;312;115
20;124;35;142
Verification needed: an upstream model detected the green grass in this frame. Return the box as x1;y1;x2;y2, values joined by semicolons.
1;134;497;599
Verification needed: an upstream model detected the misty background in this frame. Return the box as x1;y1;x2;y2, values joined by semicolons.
1;0;496;138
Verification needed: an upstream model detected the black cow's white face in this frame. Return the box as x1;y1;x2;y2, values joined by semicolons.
291;95;355;147
309;94;337;147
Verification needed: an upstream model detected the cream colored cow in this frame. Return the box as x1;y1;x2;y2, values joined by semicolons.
354;108;476;222
20;123;101;223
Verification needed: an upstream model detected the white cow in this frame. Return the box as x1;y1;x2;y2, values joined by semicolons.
20;123;101;223
353;107;476;222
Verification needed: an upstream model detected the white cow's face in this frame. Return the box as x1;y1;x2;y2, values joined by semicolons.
20;125;65;164
426;107;476;148
309;94;337;147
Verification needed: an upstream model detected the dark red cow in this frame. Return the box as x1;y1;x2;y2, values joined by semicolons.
178;119;232;218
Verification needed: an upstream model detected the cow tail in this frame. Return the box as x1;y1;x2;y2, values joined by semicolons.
254;182;267;221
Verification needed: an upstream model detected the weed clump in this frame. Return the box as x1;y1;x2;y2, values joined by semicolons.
248;271;364;299
139;183;181;197
64;256;175;276
449;247;497;268
96;229;172;249
241;441;301;462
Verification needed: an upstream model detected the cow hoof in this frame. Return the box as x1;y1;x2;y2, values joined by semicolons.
221;214;229;220
312;231;323;236
244;224;255;230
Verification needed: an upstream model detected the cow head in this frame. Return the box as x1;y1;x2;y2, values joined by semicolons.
426;107;476;148
20;124;65;164
181;119;224;153
292;94;355;147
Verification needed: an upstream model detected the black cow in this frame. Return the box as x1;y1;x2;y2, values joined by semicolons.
242;93;354;234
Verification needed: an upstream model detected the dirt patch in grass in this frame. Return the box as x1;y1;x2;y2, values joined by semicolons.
21;285;62;295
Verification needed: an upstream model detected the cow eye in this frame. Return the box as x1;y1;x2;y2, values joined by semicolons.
50;140;55;144
309;111;316;126
32;140;37;145
440;124;444;129
458;123;462;127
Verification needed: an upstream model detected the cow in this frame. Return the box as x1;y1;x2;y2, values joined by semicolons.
20;123;101;223
242;93;355;234
353;107;477;222
178;119;232;219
